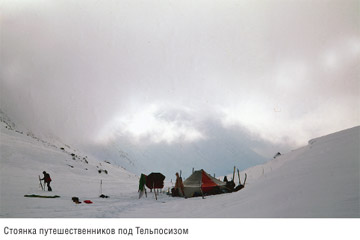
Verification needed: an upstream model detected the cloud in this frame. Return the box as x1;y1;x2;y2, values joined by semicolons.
87;116;276;177
1;0;359;150
96;103;205;144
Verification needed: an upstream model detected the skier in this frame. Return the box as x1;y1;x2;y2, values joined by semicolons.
41;171;52;191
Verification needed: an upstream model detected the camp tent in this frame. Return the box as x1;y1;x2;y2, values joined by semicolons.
145;172;165;190
183;169;227;198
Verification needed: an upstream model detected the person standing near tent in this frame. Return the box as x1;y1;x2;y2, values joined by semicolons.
175;172;185;197
138;174;147;198
41;171;52;191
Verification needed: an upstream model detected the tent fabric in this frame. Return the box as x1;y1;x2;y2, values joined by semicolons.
138;174;147;191
145;172;165;189
183;169;226;198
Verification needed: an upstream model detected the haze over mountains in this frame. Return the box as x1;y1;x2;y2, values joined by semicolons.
1;108;272;177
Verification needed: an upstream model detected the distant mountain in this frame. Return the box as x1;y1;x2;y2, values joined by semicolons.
0;108;275;179
85;120;270;178
0;109;134;178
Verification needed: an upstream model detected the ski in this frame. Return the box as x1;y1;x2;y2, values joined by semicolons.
237;168;241;185
39;175;44;191
232;166;236;181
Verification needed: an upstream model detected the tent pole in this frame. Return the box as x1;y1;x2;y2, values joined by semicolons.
153;182;157;200
199;179;204;199
100;179;102;195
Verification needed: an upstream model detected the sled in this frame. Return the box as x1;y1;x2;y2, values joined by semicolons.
24;194;60;198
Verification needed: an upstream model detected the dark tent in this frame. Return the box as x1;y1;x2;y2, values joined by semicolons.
145;172;165;189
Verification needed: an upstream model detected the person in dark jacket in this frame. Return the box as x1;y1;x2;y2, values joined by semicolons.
41;171;52;191
175;172;185;197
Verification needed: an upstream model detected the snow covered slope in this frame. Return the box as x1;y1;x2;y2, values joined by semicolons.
118;126;360;218
0;115;139;218
1;111;359;217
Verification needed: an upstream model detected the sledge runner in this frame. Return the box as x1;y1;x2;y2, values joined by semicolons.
41;171;52;191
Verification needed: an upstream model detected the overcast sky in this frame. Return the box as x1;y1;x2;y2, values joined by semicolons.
1;0;359;155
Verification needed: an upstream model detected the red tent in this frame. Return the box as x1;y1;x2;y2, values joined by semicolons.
183;169;226;198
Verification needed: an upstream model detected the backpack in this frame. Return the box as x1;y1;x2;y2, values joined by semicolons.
45;173;51;182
